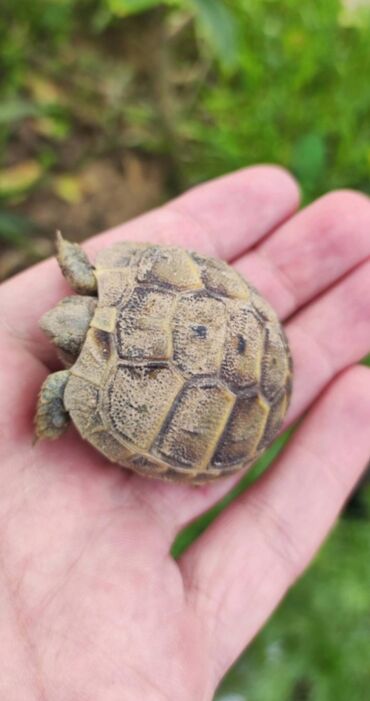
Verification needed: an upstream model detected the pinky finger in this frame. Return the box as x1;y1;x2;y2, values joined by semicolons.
180;366;370;683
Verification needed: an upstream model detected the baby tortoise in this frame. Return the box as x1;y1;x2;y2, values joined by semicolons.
35;233;292;483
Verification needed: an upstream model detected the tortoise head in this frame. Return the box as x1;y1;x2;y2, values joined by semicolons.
40;295;97;366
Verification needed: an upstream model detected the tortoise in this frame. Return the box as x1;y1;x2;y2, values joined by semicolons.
35;233;292;484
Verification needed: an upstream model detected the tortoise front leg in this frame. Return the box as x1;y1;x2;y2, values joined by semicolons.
56;231;97;294
35;370;70;440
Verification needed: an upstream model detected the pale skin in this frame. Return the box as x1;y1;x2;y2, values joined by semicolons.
0;166;369;701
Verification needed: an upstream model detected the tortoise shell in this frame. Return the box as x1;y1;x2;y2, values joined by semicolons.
61;242;292;483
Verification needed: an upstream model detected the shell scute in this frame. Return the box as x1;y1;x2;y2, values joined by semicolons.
95;241;146;270
96;268;134;307
105;362;184;451
71;327;111;386
117;286;177;361
212;389;269;468
258;389;289;452
192;253;250;300
154;377;235;473
137;245;203;290
261;324;291;401
172;292;227;376
220;301;264;390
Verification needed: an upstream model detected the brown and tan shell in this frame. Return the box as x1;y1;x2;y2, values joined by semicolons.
63;242;292;483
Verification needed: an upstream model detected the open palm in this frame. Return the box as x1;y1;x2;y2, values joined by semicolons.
0;166;369;701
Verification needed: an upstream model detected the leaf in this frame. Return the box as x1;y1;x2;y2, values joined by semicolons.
0;161;43;196
189;0;240;70
107;0;163;16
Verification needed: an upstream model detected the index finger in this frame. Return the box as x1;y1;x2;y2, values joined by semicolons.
0;165;299;364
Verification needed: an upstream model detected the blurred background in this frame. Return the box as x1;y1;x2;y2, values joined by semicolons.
0;0;369;698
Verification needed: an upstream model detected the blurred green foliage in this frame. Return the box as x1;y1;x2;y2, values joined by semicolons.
108;0;241;68
1;0;369;208
0;0;369;698
183;0;370;200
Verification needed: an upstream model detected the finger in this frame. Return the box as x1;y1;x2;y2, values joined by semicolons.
0;165;299;364
285;258;370;424
165;164;299;261
236;189;370;319
126;471;243;543
180;366;370;682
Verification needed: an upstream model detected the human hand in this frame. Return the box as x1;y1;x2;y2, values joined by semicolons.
0;166;369;701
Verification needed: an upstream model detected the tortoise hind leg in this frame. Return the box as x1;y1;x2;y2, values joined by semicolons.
35;370;70;440
56;231;97;295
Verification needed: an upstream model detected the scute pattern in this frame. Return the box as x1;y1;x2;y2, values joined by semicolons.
137;245;203;290
261;325;290;401
71;327;111;386
155;377;235;470
172;293;227;376
220;303;264;389
96;268;134;307
257;389;289;451
191;253;250;300
212;390;269;467
117;287;177;361
68;242;292;482
106;363;184;450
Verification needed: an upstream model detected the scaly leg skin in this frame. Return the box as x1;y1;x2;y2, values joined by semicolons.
35;370;70;440
40;295;97;366
56;231;97;295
